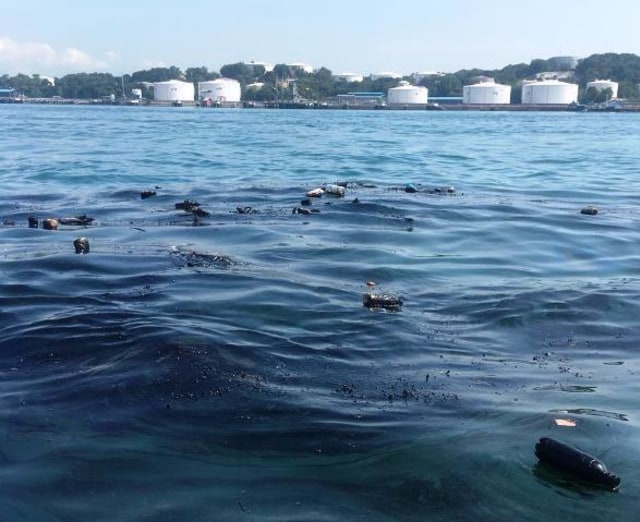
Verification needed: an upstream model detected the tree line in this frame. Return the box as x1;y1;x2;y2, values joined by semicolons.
2;53;640;102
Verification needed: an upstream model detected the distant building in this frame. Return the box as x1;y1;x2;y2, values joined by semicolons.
535;71;573;81
0;88;17;98
336;92;385;106
387;81;428;105
469;75;495;85
463;81;511;104
152;79;194;102
370;72;402;81
333;73;364;83
286;63;314;74
412;71;443;83
247;61;274;73
198;78;241;102
521;80;578;105
586;79;618;99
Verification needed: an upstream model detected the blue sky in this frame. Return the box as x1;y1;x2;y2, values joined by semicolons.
1;0;638;77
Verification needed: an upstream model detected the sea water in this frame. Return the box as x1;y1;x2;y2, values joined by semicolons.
1;104;639;521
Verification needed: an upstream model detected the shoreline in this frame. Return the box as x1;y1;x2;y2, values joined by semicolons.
2;96;639;112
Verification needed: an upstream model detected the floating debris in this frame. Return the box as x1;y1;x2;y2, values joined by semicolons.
581;206;598;216
432;186;456;194
554;418;577;427
140;190;156;199
58;215;95;226
292;207;312;215
175;199;201;210
171;249;234;269
363;292;403;309
535;437;620;490
28;216;39;228
236;206;254;215
323;184;346;197
306;188;324;198
73;237;90;254
42;218;59;230
405;184;418;193
190;207;210;218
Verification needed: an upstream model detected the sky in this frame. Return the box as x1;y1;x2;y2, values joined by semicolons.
1;0;638;78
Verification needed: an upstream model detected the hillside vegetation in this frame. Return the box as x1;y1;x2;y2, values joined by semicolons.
2;53;639;102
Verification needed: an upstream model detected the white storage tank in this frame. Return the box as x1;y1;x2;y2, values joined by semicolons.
521;80;578;105
586;79;618;99
463;81;511;104
198;78;241;102
387;81;428;105
131;88;142;99
152;80;194;102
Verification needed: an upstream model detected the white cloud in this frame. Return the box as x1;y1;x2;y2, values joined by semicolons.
0;36;118;75
141;59;167;69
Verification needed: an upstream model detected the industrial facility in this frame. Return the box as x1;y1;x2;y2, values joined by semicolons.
152;80;195;102
586;79;619;99
387;81;428;105
198;78;241;103
521;79;578;105
370;72;402;81
463;81;511;104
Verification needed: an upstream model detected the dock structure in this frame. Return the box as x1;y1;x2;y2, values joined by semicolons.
3;95;640;112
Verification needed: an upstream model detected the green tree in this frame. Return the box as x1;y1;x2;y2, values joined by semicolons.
420;74;462;97
272;64;292;81
219;62;254;85
130;66;183;83
185;66;219;84
55;73;120;99
581;86;613;103
243;85;277;102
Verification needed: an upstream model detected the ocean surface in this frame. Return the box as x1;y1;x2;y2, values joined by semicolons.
1;104;639;521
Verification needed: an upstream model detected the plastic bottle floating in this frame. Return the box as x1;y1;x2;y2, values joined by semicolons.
362;292;403;309
535;437;620;490
323;184;346;197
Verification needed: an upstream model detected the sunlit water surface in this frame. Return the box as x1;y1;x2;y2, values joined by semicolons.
1;105;640;521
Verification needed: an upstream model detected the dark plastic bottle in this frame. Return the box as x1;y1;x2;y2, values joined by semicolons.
535;437;620;489
362;293;403;309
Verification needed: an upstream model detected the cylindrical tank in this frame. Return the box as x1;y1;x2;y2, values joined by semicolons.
463;82;511;104
198;78;241;102
131;88;142;99
586;79;618;99
521;80;578;104
152;80;195;102
387;81;428;105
